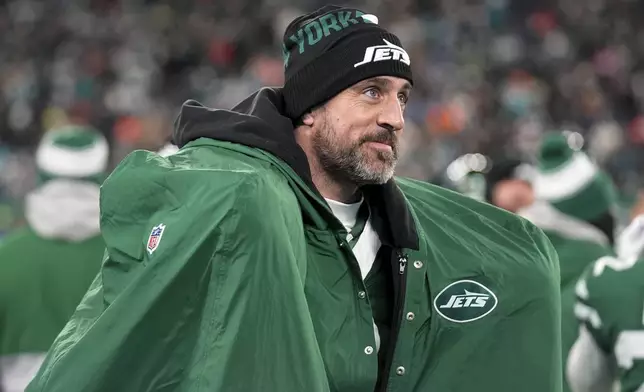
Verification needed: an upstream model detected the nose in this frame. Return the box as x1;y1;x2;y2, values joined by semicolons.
377;97;405;132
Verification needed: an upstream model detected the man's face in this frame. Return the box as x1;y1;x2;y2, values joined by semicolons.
308;76;411;185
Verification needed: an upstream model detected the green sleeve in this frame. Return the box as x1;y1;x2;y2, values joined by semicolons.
27;150;329;392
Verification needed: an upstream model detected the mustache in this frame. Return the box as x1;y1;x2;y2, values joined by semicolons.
360;131;397;148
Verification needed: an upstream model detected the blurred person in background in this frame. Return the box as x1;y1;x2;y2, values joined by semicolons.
525;133;617;392
568;212;644;392
483;158;536;214
461;136;615;392
27;5;561;392
0;126;107;392
518;133;617;288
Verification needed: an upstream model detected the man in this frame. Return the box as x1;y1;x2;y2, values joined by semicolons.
0;126;107;392
568;213;644;392
27;6;561;392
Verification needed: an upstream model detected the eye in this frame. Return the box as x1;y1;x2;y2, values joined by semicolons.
398;93;409;105
364;87;381;99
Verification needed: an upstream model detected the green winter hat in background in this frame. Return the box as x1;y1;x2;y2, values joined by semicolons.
534;133;616;222
36;125;109;185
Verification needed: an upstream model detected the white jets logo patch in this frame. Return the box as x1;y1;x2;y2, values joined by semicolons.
147;223;166;255
354;39;411;68
433;279;498;323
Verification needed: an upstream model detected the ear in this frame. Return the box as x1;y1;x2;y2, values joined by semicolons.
301;112;315;126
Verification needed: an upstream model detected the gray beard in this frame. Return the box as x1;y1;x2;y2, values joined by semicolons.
312;119;398;186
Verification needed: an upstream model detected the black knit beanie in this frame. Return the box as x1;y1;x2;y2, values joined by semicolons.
282;5;414;120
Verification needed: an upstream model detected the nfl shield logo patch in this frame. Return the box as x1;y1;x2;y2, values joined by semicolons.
147;224;166;254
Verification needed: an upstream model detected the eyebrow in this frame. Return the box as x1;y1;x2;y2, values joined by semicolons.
358;77;412;94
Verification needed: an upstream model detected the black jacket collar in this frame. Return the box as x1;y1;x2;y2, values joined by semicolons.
173;87;418;250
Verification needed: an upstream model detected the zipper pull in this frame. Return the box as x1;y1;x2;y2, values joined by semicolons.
398;253;408;275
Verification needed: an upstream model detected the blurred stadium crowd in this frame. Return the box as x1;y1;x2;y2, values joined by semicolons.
0;0;643;233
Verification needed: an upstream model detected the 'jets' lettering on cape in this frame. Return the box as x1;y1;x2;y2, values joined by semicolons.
439;289;489;308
